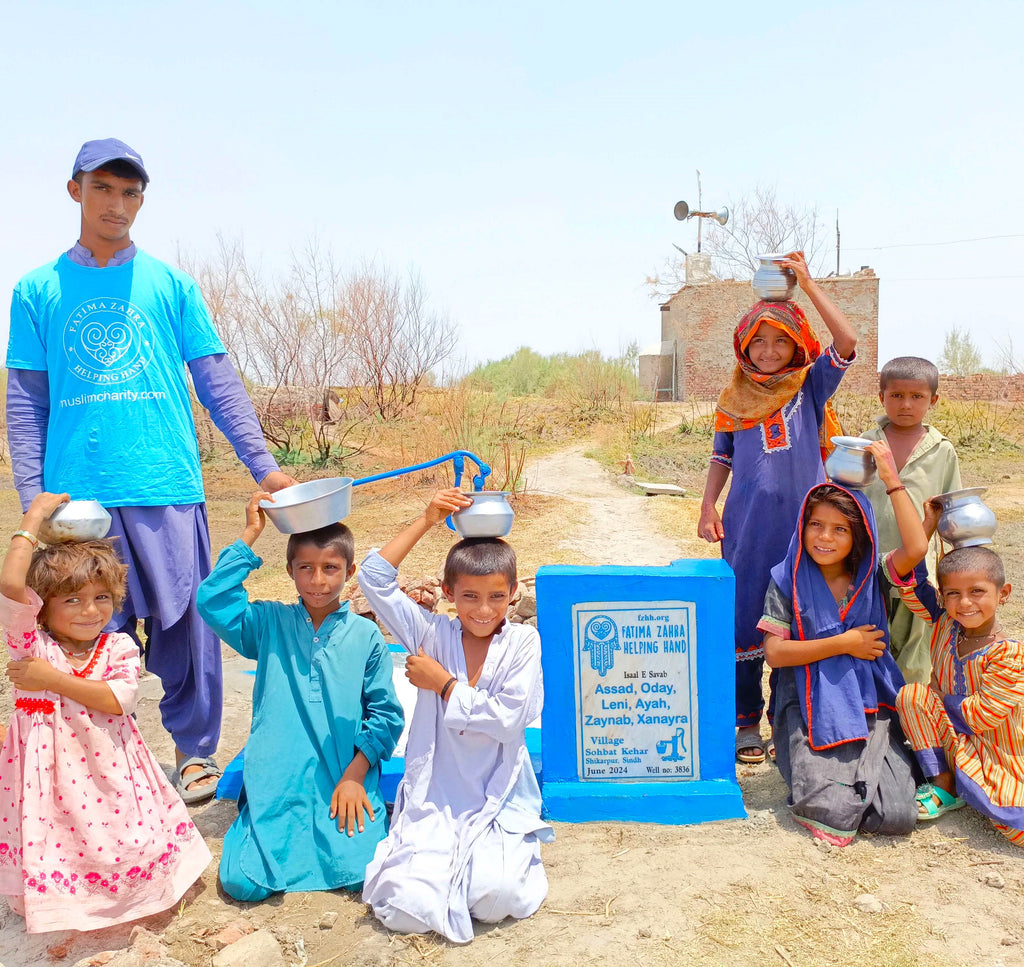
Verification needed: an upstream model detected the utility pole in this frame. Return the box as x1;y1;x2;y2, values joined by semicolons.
836;210;841;276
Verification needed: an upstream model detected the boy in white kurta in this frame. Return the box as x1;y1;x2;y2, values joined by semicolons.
358;489;552;944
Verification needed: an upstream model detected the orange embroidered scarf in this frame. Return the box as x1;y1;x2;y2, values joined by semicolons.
714;300;842;457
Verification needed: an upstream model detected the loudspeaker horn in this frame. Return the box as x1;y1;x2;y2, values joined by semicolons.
714;206;729;226
673;200;690;221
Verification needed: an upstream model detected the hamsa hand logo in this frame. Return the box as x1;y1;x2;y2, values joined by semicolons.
583;615;620;677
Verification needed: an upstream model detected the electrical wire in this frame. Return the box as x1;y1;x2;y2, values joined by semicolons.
884;275;1024;282
846;234;1024;251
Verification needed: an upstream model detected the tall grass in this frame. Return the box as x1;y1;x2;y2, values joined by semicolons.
932;398;1022;451
677;397;716;439
831;390;879;439
832;391;1022;452
352;383;546;494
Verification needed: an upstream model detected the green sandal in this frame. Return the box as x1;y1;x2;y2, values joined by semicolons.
917;784;965;821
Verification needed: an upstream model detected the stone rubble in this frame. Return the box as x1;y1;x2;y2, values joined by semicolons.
210;928;286;967
71;926;190;967
207;918;256;949
852;893;884;914
318;910;339;930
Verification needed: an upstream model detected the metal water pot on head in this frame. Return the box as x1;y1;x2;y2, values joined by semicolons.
824;437;877;490
752;254;797;302
450;492;515;538
38;500;112;544
933;488;998;548
349;450;513;537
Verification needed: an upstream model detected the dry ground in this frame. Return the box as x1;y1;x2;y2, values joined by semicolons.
1;423;1023;967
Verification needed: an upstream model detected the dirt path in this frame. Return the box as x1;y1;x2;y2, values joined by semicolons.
2;447;1024;967
524;445;684;565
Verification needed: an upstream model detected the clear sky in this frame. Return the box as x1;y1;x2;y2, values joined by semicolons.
4;0;1023;374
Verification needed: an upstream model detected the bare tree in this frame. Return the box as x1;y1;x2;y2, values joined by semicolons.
704;187;829;279
343;262;459;420
180;237;364;465
176;234;246;339
993;335;1023;375
179;239;460;462
176;236;248;458
648;186;829;298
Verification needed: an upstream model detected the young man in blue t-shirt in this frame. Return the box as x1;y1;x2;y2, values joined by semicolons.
5;138;296;803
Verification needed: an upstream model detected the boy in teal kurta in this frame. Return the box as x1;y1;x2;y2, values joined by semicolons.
197;492;403;901
861;356;961;685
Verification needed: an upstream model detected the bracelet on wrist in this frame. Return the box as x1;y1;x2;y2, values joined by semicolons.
12;530;38;548
886;484;907;496
439;676;457;701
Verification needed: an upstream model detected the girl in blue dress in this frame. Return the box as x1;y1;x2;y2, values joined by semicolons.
759;443;927;844
698;252;858;763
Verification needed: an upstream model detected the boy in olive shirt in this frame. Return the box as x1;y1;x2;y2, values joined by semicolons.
861;356;961;684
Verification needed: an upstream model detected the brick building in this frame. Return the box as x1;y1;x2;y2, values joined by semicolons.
641;256;879;400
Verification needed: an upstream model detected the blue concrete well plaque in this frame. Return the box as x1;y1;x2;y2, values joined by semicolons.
536;561;745;824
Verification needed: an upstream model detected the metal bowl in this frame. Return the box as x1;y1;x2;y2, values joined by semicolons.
451;492;515;539
259;478;353;534
824;436;877;489
38;500;112;544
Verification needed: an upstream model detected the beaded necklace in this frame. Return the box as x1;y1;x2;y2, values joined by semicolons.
955;625;1002;659
58;634;107;678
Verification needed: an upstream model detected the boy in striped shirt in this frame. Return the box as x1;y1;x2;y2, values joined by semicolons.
895;544;1024;845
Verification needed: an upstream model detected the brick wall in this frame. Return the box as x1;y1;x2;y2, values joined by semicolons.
657;271;880;400
938;373;1024;401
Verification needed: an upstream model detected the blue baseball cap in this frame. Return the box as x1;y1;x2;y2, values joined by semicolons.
71;138;149;185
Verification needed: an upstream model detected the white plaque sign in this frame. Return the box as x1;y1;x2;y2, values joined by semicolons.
572;600;699;781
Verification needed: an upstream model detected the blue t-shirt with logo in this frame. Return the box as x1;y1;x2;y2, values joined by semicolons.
7;251;225;506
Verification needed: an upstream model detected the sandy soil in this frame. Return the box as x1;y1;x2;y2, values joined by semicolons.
2;447;1024;967
523;445;686;565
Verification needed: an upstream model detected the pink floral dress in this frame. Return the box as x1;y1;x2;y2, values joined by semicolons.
0;590;211;933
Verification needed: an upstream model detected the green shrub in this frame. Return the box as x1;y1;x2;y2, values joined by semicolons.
465;344;640;416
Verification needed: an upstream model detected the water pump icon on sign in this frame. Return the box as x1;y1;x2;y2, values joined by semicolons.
657;728;688;763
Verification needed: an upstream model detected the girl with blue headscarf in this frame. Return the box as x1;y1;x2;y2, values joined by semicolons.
759;439;930;845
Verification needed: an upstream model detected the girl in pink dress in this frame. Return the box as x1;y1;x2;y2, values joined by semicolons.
0;493;211;933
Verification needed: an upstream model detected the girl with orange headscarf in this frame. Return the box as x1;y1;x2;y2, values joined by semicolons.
697;252;858;765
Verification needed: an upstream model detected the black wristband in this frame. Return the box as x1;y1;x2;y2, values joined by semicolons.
439;676;457;701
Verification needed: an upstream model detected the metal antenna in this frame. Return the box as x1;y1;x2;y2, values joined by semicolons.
696;170;703;252
836;209;841;276
672;170;729;255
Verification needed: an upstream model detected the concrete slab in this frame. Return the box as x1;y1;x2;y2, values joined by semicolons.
636;481;686;497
